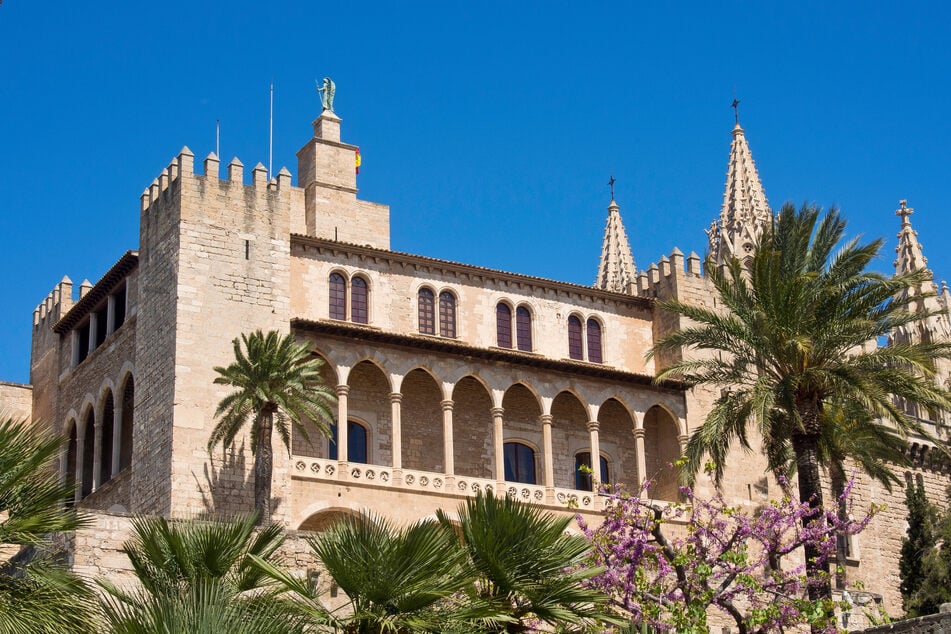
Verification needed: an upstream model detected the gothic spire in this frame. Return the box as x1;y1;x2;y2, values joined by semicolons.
706;117;772;266
891;200;951;345
595;197;637;294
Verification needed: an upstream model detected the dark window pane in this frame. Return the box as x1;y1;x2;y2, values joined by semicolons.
329;421;368;464
439;291;456;338
516;306;532;351
567;316;583;360
418;288;435;334
496;303;512;348
504;442;536;484
329;273;346;320
351;277;368;324
113;287;126;330
575;452;610;490
587;318;602;364
77;322;90;363
94;306;108;348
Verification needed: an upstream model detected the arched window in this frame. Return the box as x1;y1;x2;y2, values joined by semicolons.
496;303;512;348
100;391;114;484
567;315;583;360
439;291;456;338
418;288;435;335
329;273;346;320
329;420;369;464
516;306;532;352
574;451;610;491
351;276;368;324
586;318;603;364
503;441;536;484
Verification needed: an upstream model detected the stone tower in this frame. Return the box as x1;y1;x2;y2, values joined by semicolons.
706;120;772;266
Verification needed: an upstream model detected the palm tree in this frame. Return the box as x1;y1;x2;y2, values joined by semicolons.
255;512;473;633
440;492;615;632
0;416;97;633
210;330;336;522
99;513;304;633
648;203;951;607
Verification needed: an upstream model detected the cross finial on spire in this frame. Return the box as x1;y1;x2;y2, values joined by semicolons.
608;175;616;201
897;199;914;225
731;98;741;125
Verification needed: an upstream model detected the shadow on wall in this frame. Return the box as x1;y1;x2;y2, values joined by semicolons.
195;443;280;518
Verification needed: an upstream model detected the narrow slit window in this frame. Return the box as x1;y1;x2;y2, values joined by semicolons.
586;318;603;363
567;316;583;360
329;273;346;320
439;291;456;338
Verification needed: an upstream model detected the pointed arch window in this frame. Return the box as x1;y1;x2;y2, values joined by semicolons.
351;276;368;324
418;288;435;335
329;273;346;321
504;441;536;484
567;315;584;360
516;306;532;352
575;451;610;491
439;291;456;338
496;303;512;348
586;318;603;364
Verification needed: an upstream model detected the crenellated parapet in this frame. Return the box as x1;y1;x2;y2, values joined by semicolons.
635;247;705;302
32;276;74;330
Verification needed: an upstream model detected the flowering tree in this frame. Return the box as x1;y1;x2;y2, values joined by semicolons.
580;478;875;634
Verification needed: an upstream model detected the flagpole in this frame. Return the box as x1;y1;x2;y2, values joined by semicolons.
268;83;274;179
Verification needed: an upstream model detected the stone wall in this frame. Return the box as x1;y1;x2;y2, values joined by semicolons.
857;607;951;634
0;381;31;420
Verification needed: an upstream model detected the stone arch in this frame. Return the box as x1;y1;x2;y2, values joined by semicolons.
98;389;115;484
551;390;590;489
80;404;95;498
643;404;682;502
401;367;443;473
597;398;637;488
501;384;543;484
452;375;494;479
643;401;685;436
297;506;370;533
117;374;135;472
344;360;392;466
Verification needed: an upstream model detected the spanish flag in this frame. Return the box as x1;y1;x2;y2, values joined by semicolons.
355;147;361;174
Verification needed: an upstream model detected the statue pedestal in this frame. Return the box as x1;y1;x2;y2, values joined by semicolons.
313;110;342;142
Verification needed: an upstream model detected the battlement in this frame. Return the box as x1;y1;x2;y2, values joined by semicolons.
33;276;74;329
636;247;704;298
139;146;296;215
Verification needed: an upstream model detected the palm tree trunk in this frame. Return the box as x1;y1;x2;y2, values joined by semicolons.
792;394;832;613
830;462;848;590
254;411;274;524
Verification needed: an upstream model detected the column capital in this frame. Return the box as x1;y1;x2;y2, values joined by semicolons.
586;420;600;432
335;384;351;397
441;399;454;412
632;428;646;439
539;413;553;426
490;407;505;418
389;392;403;404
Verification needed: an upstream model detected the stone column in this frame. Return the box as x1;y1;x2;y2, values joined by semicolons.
678;433;689;454
586;421;601;492
441;399;455;485
111;398;123;475
106;295;116;336
92;419;103;491
491;407;505;491
71;331;80;366
633;427;647;488
74;428;85;503
88;313;98;356
540;414;555;503
335;385;350;479
390;392;403;484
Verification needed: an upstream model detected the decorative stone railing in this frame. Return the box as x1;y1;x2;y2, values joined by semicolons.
291;456;599;511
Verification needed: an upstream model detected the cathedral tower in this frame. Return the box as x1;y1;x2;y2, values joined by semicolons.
595;196;637;294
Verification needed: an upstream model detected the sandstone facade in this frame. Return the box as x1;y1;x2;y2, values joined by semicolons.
17;105;951;620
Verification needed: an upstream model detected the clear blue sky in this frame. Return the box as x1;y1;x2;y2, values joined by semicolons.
2;2;950;384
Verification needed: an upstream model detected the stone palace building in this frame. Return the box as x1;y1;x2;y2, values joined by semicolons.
4;99;951;618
